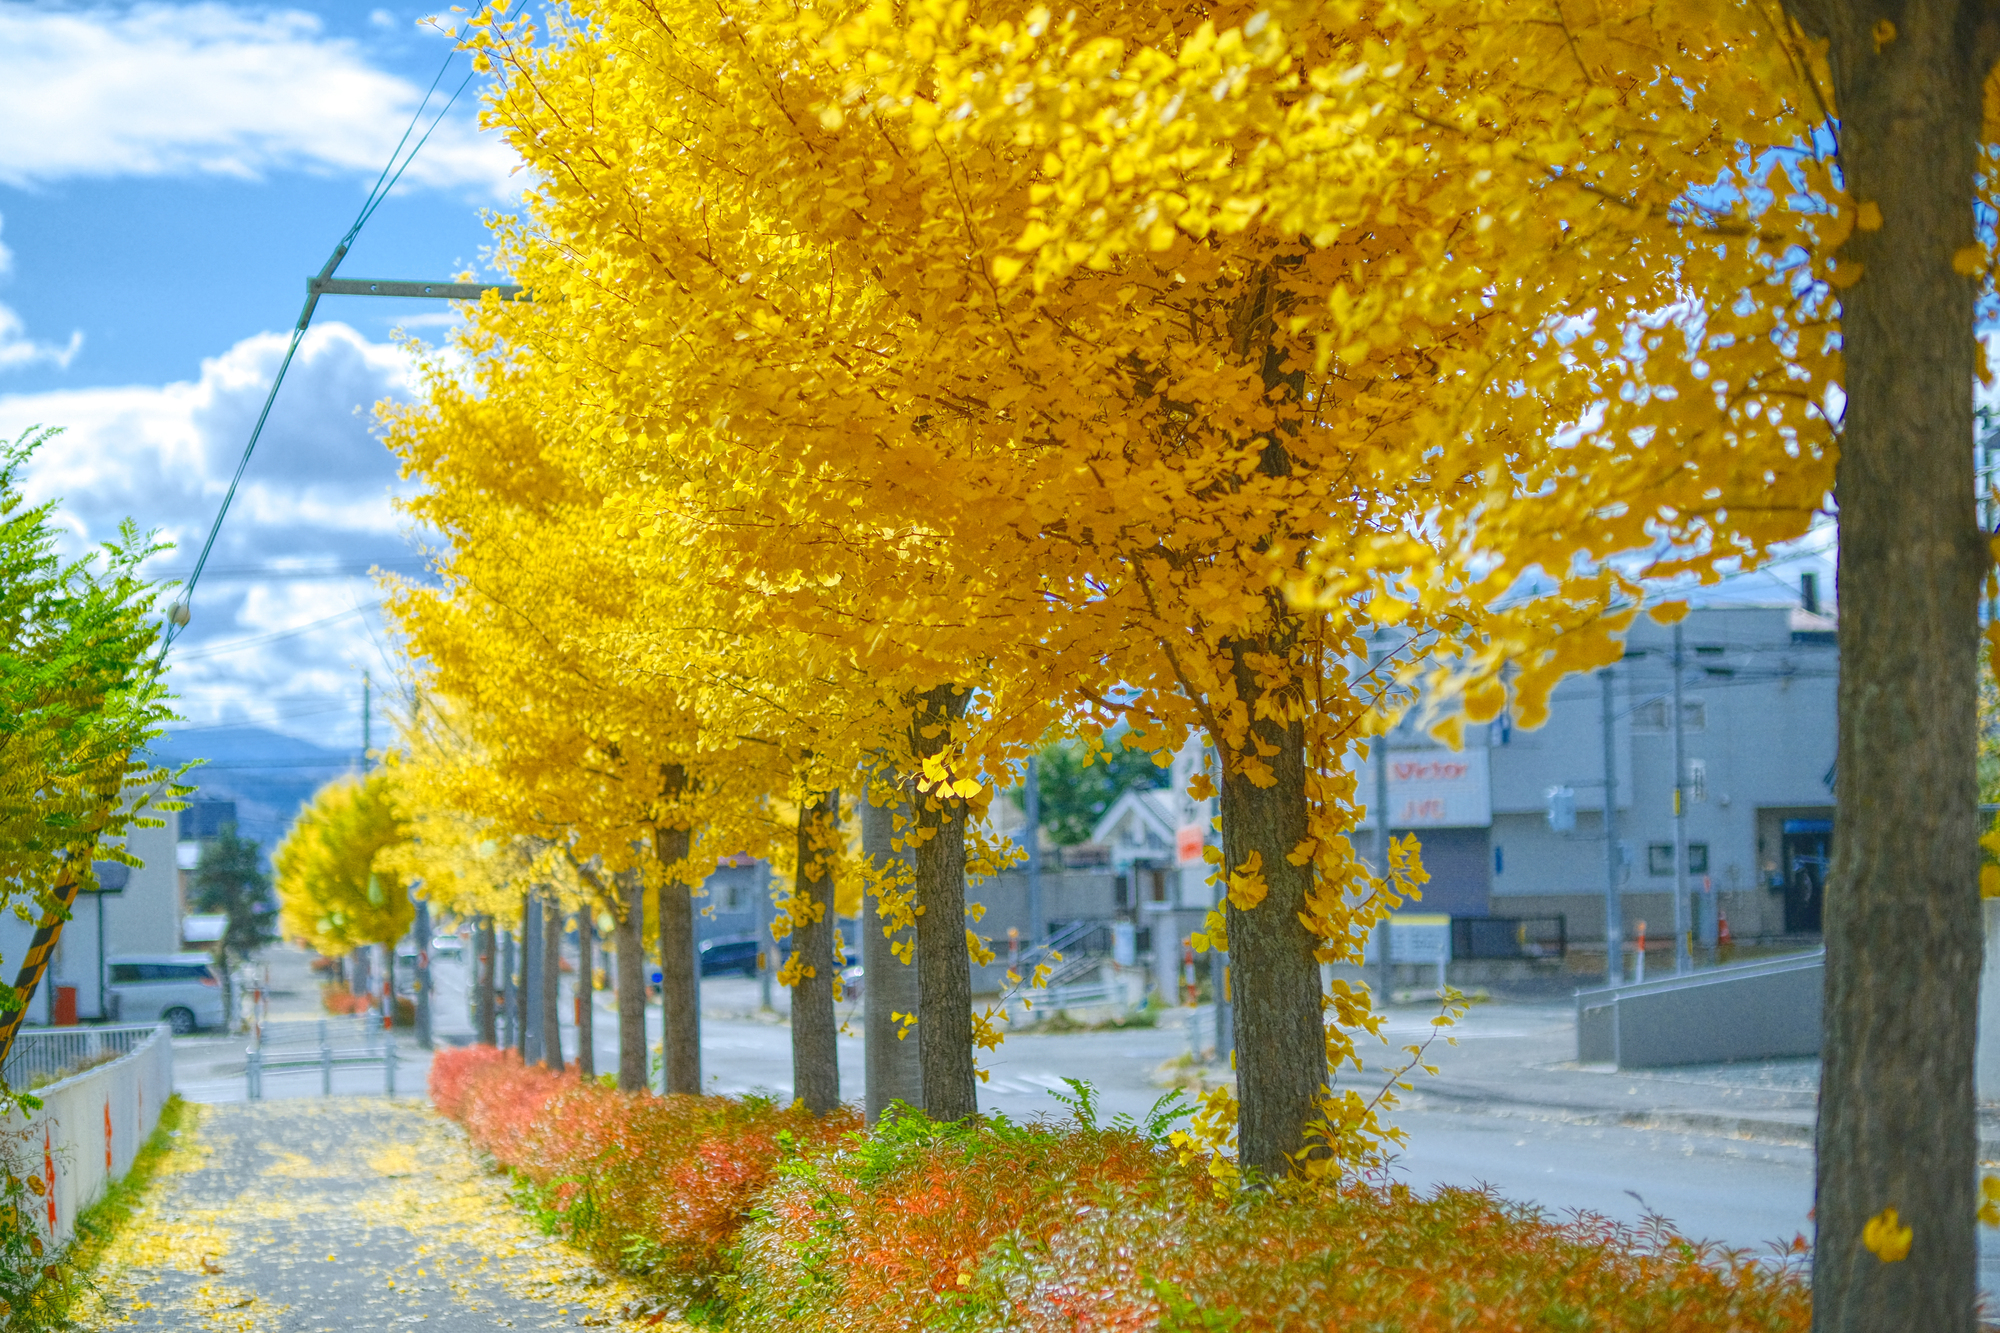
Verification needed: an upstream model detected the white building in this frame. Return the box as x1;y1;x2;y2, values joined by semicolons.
0;784;186;1026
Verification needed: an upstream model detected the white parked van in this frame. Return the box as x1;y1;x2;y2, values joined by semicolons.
106;954;225;1034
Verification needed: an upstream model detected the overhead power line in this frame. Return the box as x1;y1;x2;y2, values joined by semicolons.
169;601;382;662
160;13;524;661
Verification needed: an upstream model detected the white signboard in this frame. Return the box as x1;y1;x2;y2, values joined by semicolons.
1354;747;1492;829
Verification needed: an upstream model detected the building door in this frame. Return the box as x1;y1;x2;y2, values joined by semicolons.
1780;819;1830;935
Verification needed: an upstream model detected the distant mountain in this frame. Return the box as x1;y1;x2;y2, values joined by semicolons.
146;726;356;859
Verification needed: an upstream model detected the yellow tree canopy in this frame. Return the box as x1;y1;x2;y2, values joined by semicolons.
274;771;414;955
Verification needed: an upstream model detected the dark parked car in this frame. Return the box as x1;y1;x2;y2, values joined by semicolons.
698;938;762;977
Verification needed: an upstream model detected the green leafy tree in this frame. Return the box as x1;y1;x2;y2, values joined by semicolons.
189;823;277;1028
0;425;179;1050
1013;733;1170;847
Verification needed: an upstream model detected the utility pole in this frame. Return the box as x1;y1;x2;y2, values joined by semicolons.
361;672;372;772
413;896;432;1050
1024;755;1044;944
757;862;775;1012
1671;622;1692;976
1374;703;1394;1001
500;928;517;1049
1600;667;1622;985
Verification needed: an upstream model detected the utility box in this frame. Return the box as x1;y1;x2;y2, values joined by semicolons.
53;985;77;1027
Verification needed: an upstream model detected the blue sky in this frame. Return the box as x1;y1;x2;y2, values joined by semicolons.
0;1;525;757
0;1;1850;771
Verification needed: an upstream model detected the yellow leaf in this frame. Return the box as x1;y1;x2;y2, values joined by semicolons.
1854;201;1882;232
1981;865;1999;899
1863;1207;1913;1263
1955;246;1987;278
950;776;983;799
1648;601;1690;625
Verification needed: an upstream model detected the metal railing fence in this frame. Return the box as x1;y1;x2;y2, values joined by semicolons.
3;1023;165;1091
244;1016;400;1099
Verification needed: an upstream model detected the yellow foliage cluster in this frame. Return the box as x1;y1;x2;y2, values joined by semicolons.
274;772;414;955
373;0;1864;1169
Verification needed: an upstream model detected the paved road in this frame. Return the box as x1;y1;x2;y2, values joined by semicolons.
177;953;2000;1291
76;1100;666;1331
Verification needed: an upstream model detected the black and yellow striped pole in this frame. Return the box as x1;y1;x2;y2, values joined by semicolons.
0;863;82;1073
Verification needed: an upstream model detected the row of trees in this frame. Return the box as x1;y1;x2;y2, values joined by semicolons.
369;1;1997;1323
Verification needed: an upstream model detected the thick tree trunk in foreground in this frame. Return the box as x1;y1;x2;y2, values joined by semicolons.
862;781;921;1122
1221;626;1327;1181
656;824;701;1096
540;895;564;1072
911;685;978;1123
1786;8;1996;1328
475;917;497;1047
574;904;595;1078
791;789;842;1115
615;872;648;1092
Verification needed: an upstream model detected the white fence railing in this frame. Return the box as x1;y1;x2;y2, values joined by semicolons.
3;1023;162;1092
244;1017;399;1099
2;1024;171;1252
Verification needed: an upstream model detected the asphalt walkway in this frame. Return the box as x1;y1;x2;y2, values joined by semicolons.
74;1100;670;1331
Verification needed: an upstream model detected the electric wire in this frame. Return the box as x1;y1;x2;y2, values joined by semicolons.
159;18;500;660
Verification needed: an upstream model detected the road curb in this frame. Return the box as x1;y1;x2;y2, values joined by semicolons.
1411;1084;2000;1158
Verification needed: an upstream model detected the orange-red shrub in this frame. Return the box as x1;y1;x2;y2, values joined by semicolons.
431;1048;1810;1331
729;1110;1194;1333
429;1044;857;1309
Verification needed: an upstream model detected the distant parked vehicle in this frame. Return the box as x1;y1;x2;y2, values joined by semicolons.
698;938;761;978
106;954;225;1034
396;936;465;972
648;941;858;984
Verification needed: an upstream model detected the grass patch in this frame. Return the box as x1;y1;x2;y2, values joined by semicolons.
10;1095;199;1329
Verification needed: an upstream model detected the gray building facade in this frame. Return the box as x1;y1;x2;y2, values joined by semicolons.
1362;600;1838;947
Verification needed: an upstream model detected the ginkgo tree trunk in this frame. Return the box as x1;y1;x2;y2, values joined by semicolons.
655;805;701;1094
1769;6;1994;1329
788;788;842;1115
908;685;979;1123
614;870;647;1092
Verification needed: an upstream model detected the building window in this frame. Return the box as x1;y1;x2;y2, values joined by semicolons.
1632;699;1706;733
1646;843;1711;876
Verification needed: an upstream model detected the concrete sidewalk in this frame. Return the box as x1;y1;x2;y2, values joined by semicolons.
75;1100;668;1331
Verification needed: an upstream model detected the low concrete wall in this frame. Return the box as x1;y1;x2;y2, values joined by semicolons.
1576;951;1822;1068
3;1024;172;1251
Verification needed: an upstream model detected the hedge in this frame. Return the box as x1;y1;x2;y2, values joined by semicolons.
431;1045;1810;1331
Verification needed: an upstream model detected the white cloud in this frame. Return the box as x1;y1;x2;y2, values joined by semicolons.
0;304;83;372
0;322;438;740
0;215;84;372
0;4;520;196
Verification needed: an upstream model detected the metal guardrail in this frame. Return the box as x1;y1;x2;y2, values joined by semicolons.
1035;980;1122;1009
244;1017;400;1099
1576;949;1822;1068
1022;919;1112;989
3;1023;164;1091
